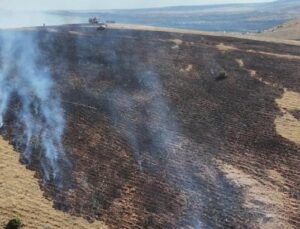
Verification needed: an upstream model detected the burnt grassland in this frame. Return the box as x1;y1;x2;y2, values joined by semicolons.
1;25;300;228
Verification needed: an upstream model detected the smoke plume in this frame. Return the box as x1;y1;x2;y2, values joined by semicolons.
106;70;177;168
105;68;207;227
0;30;69;184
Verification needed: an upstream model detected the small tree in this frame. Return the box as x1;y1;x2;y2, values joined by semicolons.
6;218;22;229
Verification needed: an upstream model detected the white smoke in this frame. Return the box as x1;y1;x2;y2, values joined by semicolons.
0;30;69;184
107;70;176;167
106;69;207;227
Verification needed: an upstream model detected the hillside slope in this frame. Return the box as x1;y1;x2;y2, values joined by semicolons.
0;137;107;229
261;17;300;40
1;24;300;228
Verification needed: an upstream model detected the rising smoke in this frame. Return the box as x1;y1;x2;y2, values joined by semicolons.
0;30;69;184
107;70;177;169
106;68;206;227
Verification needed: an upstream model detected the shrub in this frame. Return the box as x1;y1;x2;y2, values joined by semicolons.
215;71;228;81
6;218;21;229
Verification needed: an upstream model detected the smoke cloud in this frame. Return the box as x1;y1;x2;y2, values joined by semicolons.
0;30;69;184
106;70;177;168
105;68;207;227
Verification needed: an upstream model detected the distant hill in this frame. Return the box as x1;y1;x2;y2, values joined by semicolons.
260;17;300;40
49;0;300;33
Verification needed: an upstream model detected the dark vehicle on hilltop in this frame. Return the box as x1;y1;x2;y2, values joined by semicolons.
97;23;108;31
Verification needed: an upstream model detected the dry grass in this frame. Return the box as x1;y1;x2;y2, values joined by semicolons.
234;53;300;146
260;17;300;41
106;23;300;46
216;43;300;60
0;137;108;229
180;64;193;73
236;59;245;67
216;43;238;51
216;161;295;229
275;89;300;145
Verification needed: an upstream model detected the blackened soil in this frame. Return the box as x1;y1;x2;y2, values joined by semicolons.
1;25;300;228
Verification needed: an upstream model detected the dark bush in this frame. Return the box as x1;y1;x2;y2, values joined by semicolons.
6;218;21;229
215;71;228;81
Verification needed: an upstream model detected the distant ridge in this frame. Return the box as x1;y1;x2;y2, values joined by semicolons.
260;17;300;40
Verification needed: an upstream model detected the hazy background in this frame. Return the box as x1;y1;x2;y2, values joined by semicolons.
0;0;299;33
0;0;275;10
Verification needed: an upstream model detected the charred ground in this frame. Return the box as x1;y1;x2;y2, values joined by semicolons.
1;25;300;228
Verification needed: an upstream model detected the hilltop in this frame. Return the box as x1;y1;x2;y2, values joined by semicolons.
261;17;300;40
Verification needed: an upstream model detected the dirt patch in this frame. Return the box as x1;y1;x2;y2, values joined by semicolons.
217;43;300;60
180;64;193;72
240;62;300;145
170;39;183;46
216;43;238;51
236;59;244;67
275;111;300;145
275;89;300;145
276;90;300;111
216;161;294;229
0;137;108;229
249;49;300;61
